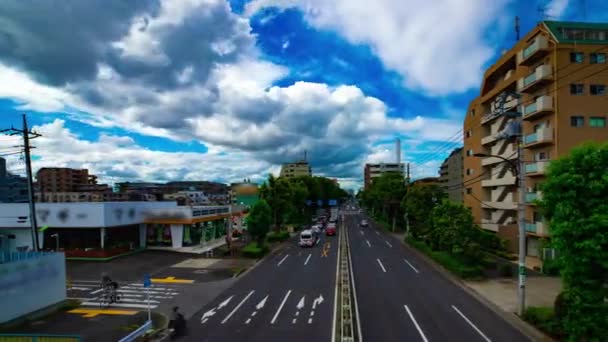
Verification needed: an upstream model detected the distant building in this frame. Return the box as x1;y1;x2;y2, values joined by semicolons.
0;157;28;203
364;163;405;189
411;177;440;187
280;161;312;178
163;190;211;206
36;167;109;193
230;182;259;208
439;148;464;202
116;181;229;200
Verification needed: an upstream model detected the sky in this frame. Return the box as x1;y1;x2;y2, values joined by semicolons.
0;0;606;190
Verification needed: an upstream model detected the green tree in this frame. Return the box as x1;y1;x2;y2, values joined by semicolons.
246;199;272;246
540;141;608;341
401;184;446;238
259;174;293;231
428;200;483;259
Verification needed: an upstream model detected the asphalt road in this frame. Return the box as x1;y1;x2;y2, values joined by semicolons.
348;212;531;342
184;230;339;342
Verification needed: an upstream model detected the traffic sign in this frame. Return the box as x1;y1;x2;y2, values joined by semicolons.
143;274;151;288
328;199;337;206
317;200;323;206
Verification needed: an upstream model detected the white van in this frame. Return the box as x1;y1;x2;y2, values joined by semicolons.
299;229;317;247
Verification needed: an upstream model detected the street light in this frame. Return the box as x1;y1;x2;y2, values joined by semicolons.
50;233;59;251
473;150;527;316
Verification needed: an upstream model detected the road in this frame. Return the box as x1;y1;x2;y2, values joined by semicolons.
184;230;339;342
347;212;530;342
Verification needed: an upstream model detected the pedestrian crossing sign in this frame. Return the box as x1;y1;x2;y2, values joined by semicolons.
144;274;151;288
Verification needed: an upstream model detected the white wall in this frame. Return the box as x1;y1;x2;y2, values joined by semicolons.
0;252;66;323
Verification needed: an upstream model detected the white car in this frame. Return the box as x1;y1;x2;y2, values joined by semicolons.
299;230;317;247
311;225;321;235
360;220;368;227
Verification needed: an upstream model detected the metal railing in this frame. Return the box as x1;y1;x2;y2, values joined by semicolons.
0;252;58;264
0;334;80;342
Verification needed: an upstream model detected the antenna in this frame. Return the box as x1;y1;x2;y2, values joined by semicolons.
515;16;520;41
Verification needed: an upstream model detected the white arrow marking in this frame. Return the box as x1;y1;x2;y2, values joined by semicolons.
256;295;268;310
201;308;216;323
312;294;324;310
296;296;305;310
218;295;234;309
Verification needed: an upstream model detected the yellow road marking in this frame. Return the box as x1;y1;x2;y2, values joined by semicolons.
321;247;329;257
151;276;194;284
68;308;138;318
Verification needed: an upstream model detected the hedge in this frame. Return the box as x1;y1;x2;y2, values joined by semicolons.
266;231;290;243
242;242;269;258
522;306;563;338
405;237;484;279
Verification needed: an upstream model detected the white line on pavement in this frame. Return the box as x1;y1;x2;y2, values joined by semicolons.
404;259;420;274
277;254;289;267
385;240;393;248
330;221;342;342
376;259;387;273
90;288;103;295
292;318;297;324
366;240;371;247
375;231;379;235
221;290;255;324
347;227;363;342
304;253;312;266
308;318;313;324
70;287;91;291
271;290;292;325
245;318;251;324
451;305;492;342
404;305;428;342
81;302;157;309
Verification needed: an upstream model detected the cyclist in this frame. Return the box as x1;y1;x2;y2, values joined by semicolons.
100;272;120;303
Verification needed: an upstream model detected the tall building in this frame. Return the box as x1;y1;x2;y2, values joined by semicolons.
363;163;405;189
279;161;312;178
439;147;464;202
0;157;28;203
36;167;104;193
463;21;608;256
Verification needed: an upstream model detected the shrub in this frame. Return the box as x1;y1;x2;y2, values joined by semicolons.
522;306;563;337
266;230;290;243
242;242;269;258
542;259;560;276
405;237;484;279
495;250;518;261
499;264;513;277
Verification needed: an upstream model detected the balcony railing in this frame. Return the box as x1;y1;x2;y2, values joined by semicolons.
524;132;538;144
525;192;538;203
525;163;538;173
523;102;537;115
525;223;537;233
523;73;537;87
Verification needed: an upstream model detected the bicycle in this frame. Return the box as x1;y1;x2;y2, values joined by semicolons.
99;283;120;309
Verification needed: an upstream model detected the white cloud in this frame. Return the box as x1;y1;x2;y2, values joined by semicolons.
245;0;509;95
546;0;570;19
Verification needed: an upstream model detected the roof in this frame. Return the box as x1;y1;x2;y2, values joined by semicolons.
543;20;608;44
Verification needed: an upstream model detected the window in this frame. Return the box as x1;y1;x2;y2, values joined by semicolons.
590;84;606;95
536;152;549;160
590;117;606;128
570;116;585;127
465;130;472;138
466;149;474;156
570;52;584;63
466;168;474;175
465;188;472;194
590;53;606;64
570;84;584;95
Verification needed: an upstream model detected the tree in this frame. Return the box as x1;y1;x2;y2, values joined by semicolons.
259;174;292;231
428;200;483;259
246;199;272;246
540;141;608;340
401;184;446;238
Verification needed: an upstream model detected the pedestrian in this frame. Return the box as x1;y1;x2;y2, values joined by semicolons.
169;306;186;339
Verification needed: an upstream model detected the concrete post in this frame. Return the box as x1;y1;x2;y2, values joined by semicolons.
100;227;106;249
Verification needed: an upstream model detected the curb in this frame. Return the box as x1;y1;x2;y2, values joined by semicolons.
400;237;552;342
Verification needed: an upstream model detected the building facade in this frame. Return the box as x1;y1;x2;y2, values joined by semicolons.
439;148;464;202
280;161;312;178
363;163;405;189
0;157;28;203
36;167;106;193
411;177;440;187
463;20;608;256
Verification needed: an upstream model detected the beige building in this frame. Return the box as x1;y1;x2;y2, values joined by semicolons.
463;21;608;256
439;148;464;202
363;163;405;189
280;161;312;178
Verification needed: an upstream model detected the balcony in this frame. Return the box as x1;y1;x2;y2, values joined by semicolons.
522;96;554;120
482;175;517;187
482;200;517;210
524;161;547;177
525;221;549;236
517;65;553;93
481;150;516;166
525;191;543;204
481;134;498;145
481;219;499;232
517;35;549;66
524;127;553;147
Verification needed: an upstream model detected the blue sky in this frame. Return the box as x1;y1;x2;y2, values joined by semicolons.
1;0;606;189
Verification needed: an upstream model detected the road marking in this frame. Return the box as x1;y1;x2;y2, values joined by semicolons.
70;286;92;291
321;247;329;257
366;240;371;247
245;318;252;324
404;259;420;274
347;220;363;341
376;259;387;273
360;230;364;235
404;305;428;342
68;308;138;318
221;291;254;324
308;318;313;324
151;276;194;284
331;220;342;342
385;240;392;248
271;290;292;325
304;253;312;265
81;302;157;309
310;311;315;316
452;305;492;342
90;288;103;295
277;254;289;266
375;231;379;235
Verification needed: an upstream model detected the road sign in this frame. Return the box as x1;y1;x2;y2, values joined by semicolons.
317;200;323;206
306;200;312;206
328;199;337;206
143;274;151;288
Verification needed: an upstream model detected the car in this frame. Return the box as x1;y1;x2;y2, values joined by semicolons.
326;225;336;236
299;230;317;247
311;225;322;235
360;220;368;227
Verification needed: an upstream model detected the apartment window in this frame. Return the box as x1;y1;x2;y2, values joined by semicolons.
570;52;584;63
465;188;472;194
590;53;606;64
536;151;550;160
590;84;606;95
466;149;474;156
590;117;606;128
465;129;472;138
570;84;584;95
466;168;474;175
570;116;585;127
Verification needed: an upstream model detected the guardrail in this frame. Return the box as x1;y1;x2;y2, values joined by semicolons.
0;334;80;342
117;320;152;342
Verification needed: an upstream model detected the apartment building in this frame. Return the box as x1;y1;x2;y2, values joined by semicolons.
363;163;405;189
463;21;608;256
36;167;104;193
279;160;312;178
0;157;28;203
439;148;464;202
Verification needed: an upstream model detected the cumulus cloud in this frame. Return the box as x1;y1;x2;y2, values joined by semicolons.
245;0;508;95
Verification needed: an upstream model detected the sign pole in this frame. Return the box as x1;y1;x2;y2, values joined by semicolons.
147;287;151;322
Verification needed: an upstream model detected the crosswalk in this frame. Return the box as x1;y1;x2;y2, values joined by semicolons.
68;281;180;310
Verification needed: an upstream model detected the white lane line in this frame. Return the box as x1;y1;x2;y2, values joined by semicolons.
404;259;420;274
245;318;252;324
452;305;492;342
385;240;393;248
271;290;292;325
90;288;103;295
376;259;387;273
360;230;364;235
347;226;363;341
404;305;428;342
70;287;91;291
221;290;255;324
375;231;379;235
304;253;312;266
308;318;313;324
292;318;297;324
81;302;157;309
277;254;289;267
366;240;371;247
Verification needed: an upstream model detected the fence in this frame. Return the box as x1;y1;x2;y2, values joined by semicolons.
541;247;558;261
0;252;56;264
0;334;80;342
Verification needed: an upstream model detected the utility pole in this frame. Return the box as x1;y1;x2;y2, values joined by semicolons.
1;114;42;251
404;163;411;237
